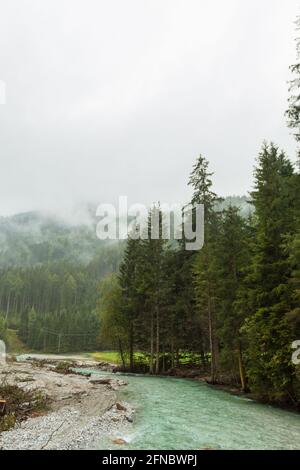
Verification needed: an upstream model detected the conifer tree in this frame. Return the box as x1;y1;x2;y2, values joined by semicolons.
216;206;250;390
287;16;300;154
119;229;143;370
243;143;296;402
190;155;221;383
139;206;168;374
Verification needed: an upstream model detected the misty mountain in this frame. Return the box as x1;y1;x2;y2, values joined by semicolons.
0;208;113;268
0;196;252;268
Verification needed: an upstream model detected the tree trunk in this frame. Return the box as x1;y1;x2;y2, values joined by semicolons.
155;307;160;374
200;348;206;369
176;348;180;367
118;339;126;369
5;292;11;324
208;301;219;383
129;321;134;371
207;283;220;384
149;312;154;374
57;333;62;353
208;307;215;382
171;337;175;369
43;331;47;352
237;342;248;392
207;285;215;379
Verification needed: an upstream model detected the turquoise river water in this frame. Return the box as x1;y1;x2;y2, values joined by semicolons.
80;369;300;450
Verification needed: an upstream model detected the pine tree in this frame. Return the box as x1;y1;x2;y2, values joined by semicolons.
286;16;300;156
243;143;296;402
190;155;222;383
97;274;127;368
139;206;168;374
216;206;250;390
119;229;143;370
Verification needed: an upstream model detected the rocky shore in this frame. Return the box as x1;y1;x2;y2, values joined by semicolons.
0;357;134;450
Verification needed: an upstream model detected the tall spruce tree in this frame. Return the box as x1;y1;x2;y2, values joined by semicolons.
216;206;250;390
139;206;168;374
119;230;143;370
285;15;300;394
190;155;222;383
243;143;296;402
287;16;300;155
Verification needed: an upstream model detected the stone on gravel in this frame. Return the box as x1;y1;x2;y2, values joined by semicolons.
116;402;127;411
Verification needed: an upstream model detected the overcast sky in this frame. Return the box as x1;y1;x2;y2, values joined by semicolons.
0;0;299;217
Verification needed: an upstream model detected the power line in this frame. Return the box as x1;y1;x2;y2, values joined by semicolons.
29;325;96;337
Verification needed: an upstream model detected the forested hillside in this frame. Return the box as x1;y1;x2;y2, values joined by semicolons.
0;208;125;351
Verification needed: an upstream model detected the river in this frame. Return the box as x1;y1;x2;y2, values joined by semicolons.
77;368;300;450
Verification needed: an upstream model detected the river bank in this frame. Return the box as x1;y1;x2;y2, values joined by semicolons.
115;365;300;412
0;357;134;450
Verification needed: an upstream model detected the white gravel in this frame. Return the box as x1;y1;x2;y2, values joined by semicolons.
0;358;134;450
0;402;134;450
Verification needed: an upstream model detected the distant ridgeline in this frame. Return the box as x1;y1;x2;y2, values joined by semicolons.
0;196;251;268
0;209;120;268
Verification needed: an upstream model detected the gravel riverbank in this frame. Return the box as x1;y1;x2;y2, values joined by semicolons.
0;357;134;450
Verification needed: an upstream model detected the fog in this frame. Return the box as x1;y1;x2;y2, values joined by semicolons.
0;0;299;217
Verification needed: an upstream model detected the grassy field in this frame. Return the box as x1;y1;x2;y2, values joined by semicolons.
90;351;121;364
90;351;150;366
90;351;205;367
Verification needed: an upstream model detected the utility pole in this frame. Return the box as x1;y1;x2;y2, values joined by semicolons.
58;333;62;353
